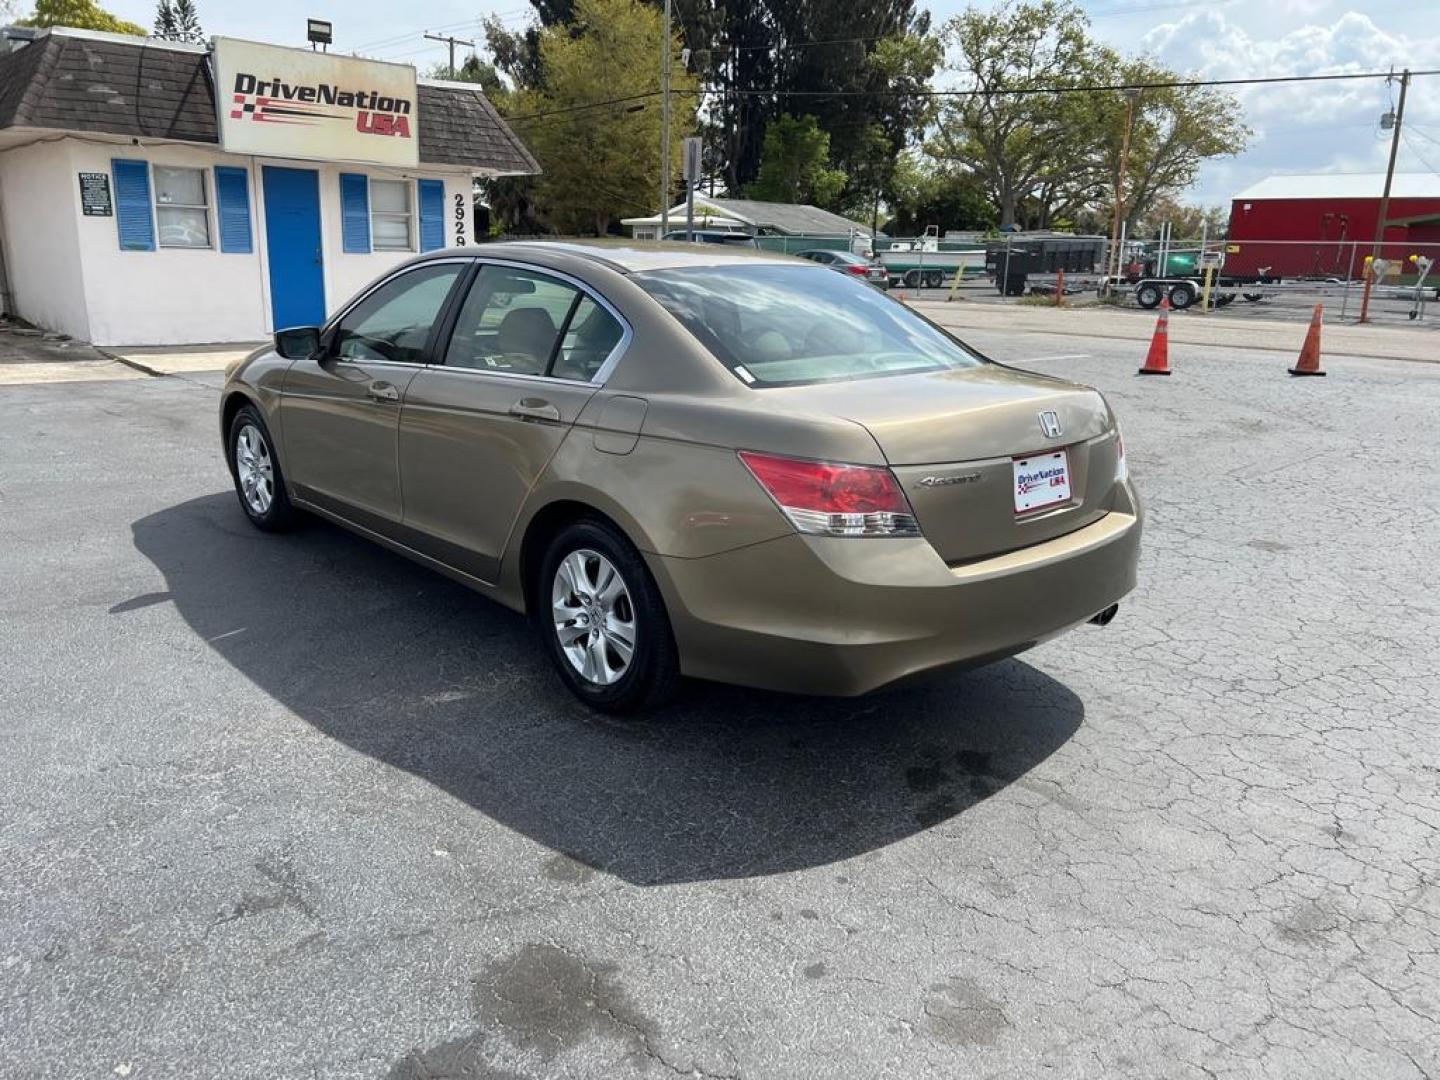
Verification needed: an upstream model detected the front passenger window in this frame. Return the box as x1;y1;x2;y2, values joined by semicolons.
331;264;463;365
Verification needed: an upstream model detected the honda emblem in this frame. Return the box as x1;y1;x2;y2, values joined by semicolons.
1038;410;1063;439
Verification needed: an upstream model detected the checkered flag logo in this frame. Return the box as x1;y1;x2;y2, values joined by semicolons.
230;93;260;120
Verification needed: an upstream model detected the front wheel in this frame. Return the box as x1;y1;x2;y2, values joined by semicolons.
228;404;298;532
536;519;680;714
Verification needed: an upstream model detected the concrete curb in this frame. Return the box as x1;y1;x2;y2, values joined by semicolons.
95;348;168;378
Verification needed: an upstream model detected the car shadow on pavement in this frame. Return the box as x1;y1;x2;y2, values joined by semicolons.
130;494;1085;886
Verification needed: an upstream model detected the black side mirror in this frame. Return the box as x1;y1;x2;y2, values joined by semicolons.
274;326;321;360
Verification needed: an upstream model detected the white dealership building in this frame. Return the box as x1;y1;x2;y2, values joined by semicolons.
0;28;537;346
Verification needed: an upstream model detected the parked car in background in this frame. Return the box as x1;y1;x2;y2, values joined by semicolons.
661;230;759;248
221;241;1140;713
795;248;890;289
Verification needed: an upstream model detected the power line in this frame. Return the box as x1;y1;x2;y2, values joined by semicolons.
679;68;1440;99
495;67;1440;125
1401;131;1440;177
349;9;531;53
505;91;663;123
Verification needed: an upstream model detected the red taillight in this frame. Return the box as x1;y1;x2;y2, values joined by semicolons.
738;451;919;537
845;263;868;275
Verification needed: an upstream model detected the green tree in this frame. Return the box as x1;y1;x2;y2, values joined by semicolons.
152;0;176;38
1104;58;1248;233
744;114;846;208
886;155;996;235
19;0;147;34
506;0;697;235
928;0;1099;228
171;0;202;43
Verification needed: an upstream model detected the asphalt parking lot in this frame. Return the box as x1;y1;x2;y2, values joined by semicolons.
3;329;1438;1078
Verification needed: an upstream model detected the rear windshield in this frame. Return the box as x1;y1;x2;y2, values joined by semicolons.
632;265;984;387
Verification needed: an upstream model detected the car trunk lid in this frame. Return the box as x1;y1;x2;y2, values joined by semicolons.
772;366;1119;563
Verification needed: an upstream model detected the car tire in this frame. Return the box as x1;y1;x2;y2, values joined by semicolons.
228;404;298;532
536;518;680;714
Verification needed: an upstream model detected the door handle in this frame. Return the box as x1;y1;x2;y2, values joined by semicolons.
509;397;561;422
367;380;400;403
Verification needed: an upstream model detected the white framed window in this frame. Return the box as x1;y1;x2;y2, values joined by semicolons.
370;178;413;252
153;165;211;249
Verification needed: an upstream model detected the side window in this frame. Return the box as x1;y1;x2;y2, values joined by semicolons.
154;165;210;249
444;265;579;376
331;264;463;365
552;296;624;381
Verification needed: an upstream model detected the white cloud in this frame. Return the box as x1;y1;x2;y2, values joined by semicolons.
1132;9;1440;203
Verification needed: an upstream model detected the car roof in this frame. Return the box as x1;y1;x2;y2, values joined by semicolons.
405;239;796;275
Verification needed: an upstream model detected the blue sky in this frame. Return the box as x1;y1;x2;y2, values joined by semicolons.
102;0;1439;206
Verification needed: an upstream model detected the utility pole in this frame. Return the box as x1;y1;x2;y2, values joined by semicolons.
658;0;673;237
424;32;475;79
1107;88;1140;289
1359;68;1409;324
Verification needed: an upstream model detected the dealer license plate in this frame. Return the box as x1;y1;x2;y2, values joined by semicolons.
1013;450;1072;513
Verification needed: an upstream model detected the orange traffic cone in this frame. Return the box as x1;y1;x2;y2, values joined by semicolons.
1138;297;1171;375
1289;304;1326;376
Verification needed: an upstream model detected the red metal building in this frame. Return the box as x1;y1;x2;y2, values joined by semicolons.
1225;173;1440;279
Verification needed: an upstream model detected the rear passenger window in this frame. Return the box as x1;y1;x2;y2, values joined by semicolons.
442;265;623;381
552;296;623;381
444;266;575;375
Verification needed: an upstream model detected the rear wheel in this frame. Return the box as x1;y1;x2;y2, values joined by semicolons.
1136;283;1163;309
923;270;943;289
536;519;679;714
228;404;298;532
1168;283;1196;310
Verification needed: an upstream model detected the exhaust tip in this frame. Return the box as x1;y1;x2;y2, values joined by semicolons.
1088;603;1119;627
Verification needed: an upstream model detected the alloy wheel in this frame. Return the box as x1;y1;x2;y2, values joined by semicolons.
552;548;637;686
235;423;274;515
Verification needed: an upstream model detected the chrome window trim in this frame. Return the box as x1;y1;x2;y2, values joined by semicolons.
323;258;476;335
418;365;599;390
440;257;633;386
319;258;476;369
318;255;633;384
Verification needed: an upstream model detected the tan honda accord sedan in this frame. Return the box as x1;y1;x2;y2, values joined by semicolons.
221;241;1141;712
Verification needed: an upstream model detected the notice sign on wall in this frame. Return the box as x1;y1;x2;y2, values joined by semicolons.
79;172;112;216
213;37;419;168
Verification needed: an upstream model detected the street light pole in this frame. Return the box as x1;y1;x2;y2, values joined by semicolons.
658;0;673;237
1359;68;1409;324
1107;88;1140;289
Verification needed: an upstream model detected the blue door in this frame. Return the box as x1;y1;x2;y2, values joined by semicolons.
262;166;325;330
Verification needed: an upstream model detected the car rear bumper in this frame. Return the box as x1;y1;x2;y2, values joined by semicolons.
649;483;1141;696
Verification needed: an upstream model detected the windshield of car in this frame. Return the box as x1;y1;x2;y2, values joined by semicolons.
632;264;984;387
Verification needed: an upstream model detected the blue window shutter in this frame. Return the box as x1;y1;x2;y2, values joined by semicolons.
214;166;253;254
418;179;445;252
340;173;370;253
111;159;154;252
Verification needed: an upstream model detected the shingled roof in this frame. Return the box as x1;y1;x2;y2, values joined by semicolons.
0;28;538;175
